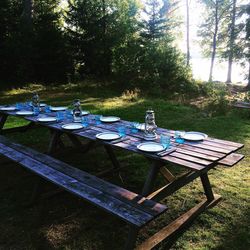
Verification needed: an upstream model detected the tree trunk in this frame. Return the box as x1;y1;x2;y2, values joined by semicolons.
247;60;250;90
209;0;219;82
186;0;190;66
226;0;237;83
21;0;33;27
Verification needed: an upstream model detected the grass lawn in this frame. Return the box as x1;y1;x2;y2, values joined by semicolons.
0;83;249;250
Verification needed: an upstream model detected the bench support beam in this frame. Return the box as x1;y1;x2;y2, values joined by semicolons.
136;194;221;250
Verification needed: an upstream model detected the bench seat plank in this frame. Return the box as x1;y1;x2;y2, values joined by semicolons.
0;136;165;217
0;136;167;228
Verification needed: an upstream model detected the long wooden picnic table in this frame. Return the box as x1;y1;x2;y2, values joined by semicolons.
0;106;245;249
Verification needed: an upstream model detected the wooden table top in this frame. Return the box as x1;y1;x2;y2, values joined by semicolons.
0;108;244;172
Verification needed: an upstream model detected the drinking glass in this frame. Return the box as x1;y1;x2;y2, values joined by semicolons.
131;122;139;133
66;110;72;120
160;132;171;148
95;115;102;125
118;126;126;137
16;103;23;110
45;105;51;113
82;116;89;127
33;106;40;116
56;111;64;122
175;131;185;144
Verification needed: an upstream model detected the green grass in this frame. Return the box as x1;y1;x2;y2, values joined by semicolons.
0;83;249;250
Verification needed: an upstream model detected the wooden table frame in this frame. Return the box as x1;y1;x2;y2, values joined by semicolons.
0;108;244;249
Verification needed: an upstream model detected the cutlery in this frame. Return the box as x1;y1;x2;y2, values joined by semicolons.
157;147;176;156
111;137;130;144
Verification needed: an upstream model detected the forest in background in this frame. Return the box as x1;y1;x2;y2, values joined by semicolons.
0;0;249;91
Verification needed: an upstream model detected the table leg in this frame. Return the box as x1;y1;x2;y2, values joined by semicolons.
66;133;83;148
124;226;139;250
104;145;120;169
200;172;214;202
48;130;62;154
141;160;163;196
0;114;8;134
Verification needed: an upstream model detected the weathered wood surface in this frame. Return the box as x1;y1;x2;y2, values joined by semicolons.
218;153;244;166
0;108;244;171
232;101;250;109
0;135;167;227
136;194;222;250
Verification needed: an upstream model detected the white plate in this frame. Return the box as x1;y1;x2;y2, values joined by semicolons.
16;111;34;116
40;103;46;107
137;142;165;153
37;117;57;122
96;132;121;140
0;106;16;111
62;123;84;130
71;110;90;116
81;111;90;116
100;116;120;123
183;131;208;141
50;106;68;111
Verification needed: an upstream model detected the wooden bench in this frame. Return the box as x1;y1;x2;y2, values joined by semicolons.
231;101;250;109
0;135;167;249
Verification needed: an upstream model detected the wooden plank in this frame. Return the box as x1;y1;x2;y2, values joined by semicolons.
0;143;166;228
170;152;213;166
205;137;244;149
146;171;200;201
178;144;225;158
218;153;244;166
136;194;222;250
176;148;219;161
196;140;238;151
160;155;207;171
160;167;176;182
0;136;167;217
233;103;250;109
184;141;231;154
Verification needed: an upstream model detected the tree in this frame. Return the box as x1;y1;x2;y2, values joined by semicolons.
226;0;237;83
186;0;190;66
140;0;169;42
198;0;230;82
66;0;140;78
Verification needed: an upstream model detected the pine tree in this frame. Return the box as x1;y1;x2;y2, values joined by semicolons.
140;0;168;42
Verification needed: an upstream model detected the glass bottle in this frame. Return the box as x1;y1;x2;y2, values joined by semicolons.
73;99;82;122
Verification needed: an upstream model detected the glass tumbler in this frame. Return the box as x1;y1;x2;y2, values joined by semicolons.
118;126;126;137
175;131;185;144
95;115;102;125
56;111;64;122
131;122;139;133
82;116;89;127
160;132;171;148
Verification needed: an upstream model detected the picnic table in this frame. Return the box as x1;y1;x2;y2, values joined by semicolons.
0;105;245;249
